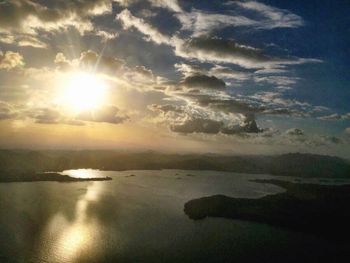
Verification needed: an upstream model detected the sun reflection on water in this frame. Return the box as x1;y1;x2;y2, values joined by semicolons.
62;169;104;179
37;177;105;263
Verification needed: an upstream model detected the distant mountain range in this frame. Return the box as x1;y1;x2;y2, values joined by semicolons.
0;150;349;179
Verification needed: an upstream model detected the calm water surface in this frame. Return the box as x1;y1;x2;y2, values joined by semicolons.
0;170;349;263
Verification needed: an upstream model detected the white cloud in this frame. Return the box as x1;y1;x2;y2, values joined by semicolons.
0;0;114;48
116;9;172;45
149;0;182;12
318;113;350;121
209;65;251;81
232;0;304;29
115;10;321;69
95;30;119;42
174;37;322;69
114;0;182;12
0;51;25;70
177;10;257;37
175;1;304;37
254;75;299;86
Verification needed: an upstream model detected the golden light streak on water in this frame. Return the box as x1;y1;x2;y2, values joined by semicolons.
37;178;105;263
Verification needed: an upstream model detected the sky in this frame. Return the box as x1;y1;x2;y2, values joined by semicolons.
0;0;349;157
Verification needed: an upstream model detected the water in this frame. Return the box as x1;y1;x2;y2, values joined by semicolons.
0;170;349;263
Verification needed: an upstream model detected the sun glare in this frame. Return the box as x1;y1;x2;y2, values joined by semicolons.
59;72;107;112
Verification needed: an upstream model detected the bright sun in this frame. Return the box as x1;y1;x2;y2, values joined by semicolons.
58;72;107;112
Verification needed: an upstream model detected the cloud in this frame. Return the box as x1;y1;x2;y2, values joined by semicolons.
174;37;271;69
209;65;251;81
95;30;119;42
114;0;182;12
27;107;85;126
318;113;350;121
0;0;113;47
77;106;129;124
175;63;207;77
285;128;304;136
321;136;342;144
231;1;304;29
249;91;311;113
116;10;321;69
0;33;48;48
175;37;321;69
221;114;262;134
170;118;222;134
54;53;72;71
116;9;172;45
53;50;158;91
175;63;251;81
345;128;350;135
79;50;125;73
180;74;226;90
175;1;304;36
254;75;299;86
27;105;128;126
170;113;262;135
0;0;112;31
173;0;304;37
31;108;62;124
149;97;263;136
148;0;182;12
0;101;17;120
187;95;261;114
54;50;125;74
181;92;308;118
149;104;184;114
254;68;288;74
176;9;257;37
0;51;25;70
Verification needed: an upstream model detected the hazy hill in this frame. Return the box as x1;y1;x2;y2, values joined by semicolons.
0;150;349;178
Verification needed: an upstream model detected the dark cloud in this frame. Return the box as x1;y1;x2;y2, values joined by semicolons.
170;118;222;134
149;104;184;113
0;101;17;120
170;115;262;135
134;65;154;79
322;136;342;144
180;74;226;90
285;128;304;136
28;106;128;126
221;114;262;134
31;108;61;124
29;108;85;126
116;9;321;69
180;94;261;114
200;98;260;114
175;37;274;69
79;50;125;73
77;106;129;124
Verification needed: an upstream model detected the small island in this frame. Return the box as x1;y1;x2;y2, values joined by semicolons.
184;180;350;242
0;171;112;183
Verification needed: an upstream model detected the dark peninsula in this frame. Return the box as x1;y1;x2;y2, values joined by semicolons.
184;180;350;242
0;171;111;183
